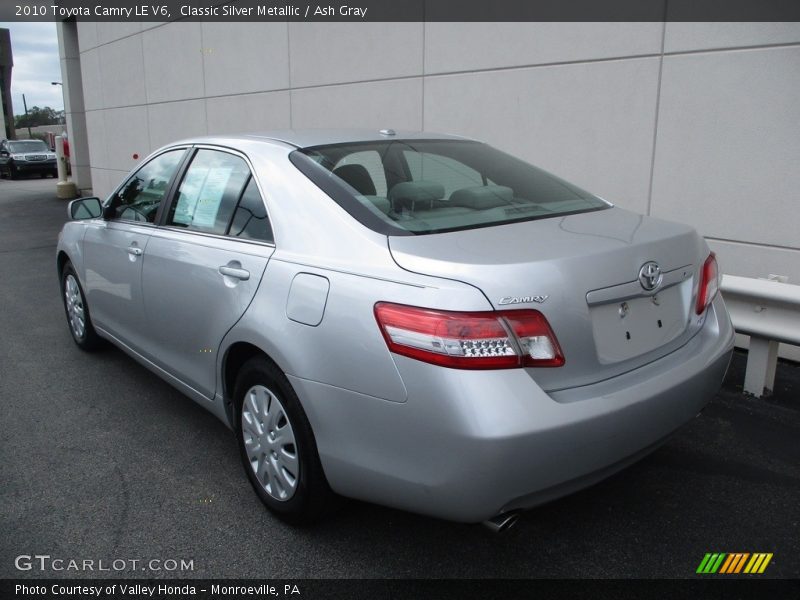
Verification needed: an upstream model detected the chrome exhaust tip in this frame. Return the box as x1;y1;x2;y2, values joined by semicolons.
482;512;520;533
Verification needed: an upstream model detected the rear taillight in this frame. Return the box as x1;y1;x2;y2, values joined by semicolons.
695;252;720;315
374;302;564;370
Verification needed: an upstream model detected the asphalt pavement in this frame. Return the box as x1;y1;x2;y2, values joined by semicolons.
1;176;798;579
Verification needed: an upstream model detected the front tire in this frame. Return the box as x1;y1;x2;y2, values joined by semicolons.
234;357;333;524
61;261;102;351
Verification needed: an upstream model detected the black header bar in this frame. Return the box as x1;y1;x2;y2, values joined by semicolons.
2;579;800;600
3;0;800;22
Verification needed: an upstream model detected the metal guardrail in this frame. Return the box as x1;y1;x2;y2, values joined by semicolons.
720;275;800;397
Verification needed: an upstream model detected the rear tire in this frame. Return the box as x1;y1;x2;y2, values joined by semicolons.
61;261;102;351
234;357;334;524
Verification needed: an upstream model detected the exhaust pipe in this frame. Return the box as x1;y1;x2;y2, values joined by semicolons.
482;512;520;533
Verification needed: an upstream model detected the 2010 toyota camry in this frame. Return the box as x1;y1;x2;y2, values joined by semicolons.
57;130;734;530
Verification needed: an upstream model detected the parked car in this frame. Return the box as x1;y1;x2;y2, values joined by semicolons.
0;139;58;178
57;130;734;529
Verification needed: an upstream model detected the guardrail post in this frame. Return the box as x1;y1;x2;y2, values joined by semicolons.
720;274;800;399
743;336;779;397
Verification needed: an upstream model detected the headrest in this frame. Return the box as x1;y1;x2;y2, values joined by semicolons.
333;164;377;196
389;180;445;211
449;185;514;210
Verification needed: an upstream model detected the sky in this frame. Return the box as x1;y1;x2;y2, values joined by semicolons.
0;22;63;116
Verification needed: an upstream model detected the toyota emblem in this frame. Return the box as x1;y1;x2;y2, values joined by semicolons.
638;261;662;291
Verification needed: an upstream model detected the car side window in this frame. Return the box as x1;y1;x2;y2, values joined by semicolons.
108;150;184;223
228;177;273;243
166;149;250;235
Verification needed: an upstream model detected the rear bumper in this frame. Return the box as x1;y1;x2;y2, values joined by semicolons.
291;295;734;523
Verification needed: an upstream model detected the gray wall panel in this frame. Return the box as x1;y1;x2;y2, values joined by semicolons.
89;167;127;200
289;23;423;87
99;36;147;108
206;92;291;135
142;23;204;103
424;59;660;214
425;22;663;74
96;22;142;46
201;23;290;96
84;110;107;171
79;48;101;111
147;100;207;149
291;78;423;130
76;22;97;52
665;23;800;53
102;106;150;173
651;46;800;249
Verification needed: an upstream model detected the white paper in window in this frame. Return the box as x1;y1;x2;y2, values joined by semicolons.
192;166;233;228
173;166;208;225
173;165;233;229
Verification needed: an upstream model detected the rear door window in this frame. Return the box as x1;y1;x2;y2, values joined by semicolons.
163;148;274;243
228;178;274;243
166;149;250;235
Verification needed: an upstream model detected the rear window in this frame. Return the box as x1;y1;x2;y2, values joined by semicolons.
290;140;609;236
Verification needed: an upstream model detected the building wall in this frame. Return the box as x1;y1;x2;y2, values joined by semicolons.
57;21;92;191
14;124;67;139
66;22;800;286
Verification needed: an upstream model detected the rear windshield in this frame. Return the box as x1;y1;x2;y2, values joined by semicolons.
290;140;609;236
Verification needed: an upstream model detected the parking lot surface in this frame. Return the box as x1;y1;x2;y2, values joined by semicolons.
1;177;798;579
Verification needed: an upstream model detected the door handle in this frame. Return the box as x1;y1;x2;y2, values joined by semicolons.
218;265;250;281
127;246;143;256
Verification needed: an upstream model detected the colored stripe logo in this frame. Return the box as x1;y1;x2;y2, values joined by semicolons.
696;553;773;574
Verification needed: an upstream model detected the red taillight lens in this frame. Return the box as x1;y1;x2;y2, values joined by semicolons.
504;311;565;368
374;303;564;370
695;252;720;315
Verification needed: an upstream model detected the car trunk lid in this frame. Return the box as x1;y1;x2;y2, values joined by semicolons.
388;207;708;391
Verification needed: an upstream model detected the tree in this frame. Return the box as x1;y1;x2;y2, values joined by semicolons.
15;106;62;128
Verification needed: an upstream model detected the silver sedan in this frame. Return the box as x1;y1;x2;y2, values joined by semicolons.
57;130;734;530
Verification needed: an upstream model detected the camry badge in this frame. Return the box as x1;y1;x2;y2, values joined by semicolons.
638;261;663;291
498;295;549;305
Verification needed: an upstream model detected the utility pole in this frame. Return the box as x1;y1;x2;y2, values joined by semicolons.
22;93;32;138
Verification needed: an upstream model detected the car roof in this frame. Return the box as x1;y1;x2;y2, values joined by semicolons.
177;129;475;149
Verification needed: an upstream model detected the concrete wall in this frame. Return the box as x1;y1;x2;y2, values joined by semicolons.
57;21;91;191
14;124;67;139
65;22;800;288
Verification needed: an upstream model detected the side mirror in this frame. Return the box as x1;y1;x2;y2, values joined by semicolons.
68;197;102;220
